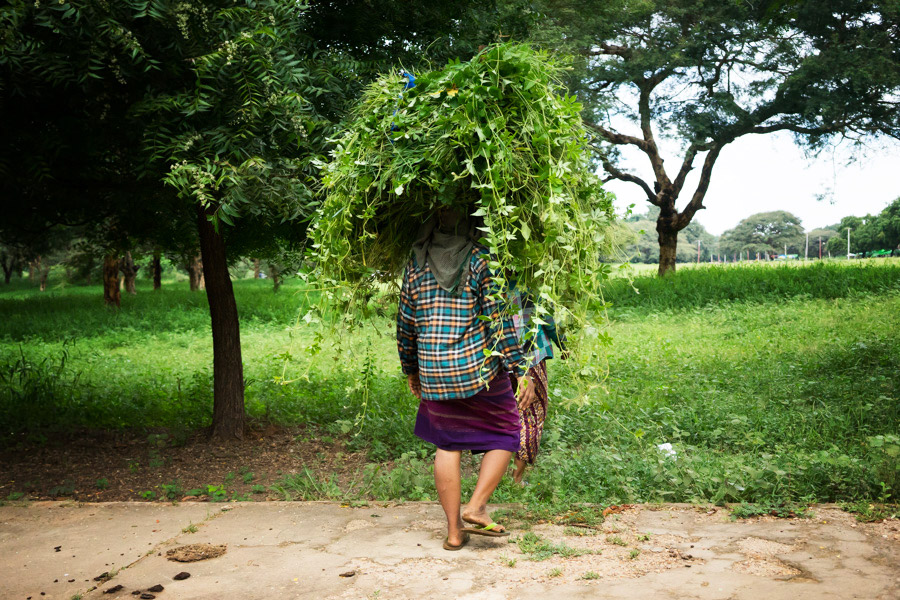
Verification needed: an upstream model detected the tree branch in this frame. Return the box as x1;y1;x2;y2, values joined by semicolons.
582;42;632;58
584;121;648;149
590;144;658;204
677;144;722;229
638;73;673;188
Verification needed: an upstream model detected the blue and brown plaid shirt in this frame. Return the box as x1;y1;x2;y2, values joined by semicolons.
397;247;526;401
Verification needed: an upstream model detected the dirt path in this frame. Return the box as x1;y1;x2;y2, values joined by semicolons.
1;502;897;599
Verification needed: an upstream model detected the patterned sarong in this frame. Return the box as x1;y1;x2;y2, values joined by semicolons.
510;360;549;464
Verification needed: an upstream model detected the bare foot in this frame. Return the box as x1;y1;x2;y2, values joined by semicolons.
462;507;506;533
446;519;466;546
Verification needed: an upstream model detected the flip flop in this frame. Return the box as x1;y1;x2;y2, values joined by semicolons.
443;532;470;551
462;522;510;537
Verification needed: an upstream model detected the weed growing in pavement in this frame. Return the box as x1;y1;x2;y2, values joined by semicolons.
581;571;600;580
498;554;517;568
606;535;627;546
629;549;641;559
547;568;562;577
182;523;198;534
514;532;591;561
730;502;813;520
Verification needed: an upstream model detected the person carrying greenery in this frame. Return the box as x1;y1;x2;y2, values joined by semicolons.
397;207;532;550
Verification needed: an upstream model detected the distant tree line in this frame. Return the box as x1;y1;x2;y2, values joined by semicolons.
623;197;900;263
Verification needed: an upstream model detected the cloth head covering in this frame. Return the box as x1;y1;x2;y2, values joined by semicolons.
412;210;477;295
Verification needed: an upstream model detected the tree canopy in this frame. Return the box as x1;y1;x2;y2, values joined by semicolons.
531;0;900;274
720;211;806;256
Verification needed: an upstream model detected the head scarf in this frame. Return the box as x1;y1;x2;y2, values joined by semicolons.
411;210;477;295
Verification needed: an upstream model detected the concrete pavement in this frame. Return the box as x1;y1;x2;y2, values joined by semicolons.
1;501;897;599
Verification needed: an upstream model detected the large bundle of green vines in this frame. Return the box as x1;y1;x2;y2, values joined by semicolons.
311;43;615;329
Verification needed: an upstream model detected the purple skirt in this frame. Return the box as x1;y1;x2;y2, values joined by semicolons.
414;372;520;453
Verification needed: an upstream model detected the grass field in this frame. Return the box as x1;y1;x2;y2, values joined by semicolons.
1;260;898;508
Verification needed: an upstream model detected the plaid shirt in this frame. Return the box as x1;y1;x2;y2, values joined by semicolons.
397;247;526;401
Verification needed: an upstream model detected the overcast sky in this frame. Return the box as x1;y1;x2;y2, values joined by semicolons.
604;132;899;236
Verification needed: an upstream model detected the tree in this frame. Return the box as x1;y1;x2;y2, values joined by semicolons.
534;0;900;275
807;228;840;258
1;0;527;440
720;211;806;258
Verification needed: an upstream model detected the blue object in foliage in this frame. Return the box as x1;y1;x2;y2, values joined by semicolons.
390;71;416;134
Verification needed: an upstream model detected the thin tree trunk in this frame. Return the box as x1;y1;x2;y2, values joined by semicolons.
103;254;121;307
39;263;50;291
657;228;679;276
252;258;260;280
188;254;203;291
1;253;12;284
28;259;36;282
121;251;138;295
197;204;245;441
269;263;281;292
152;251;162;290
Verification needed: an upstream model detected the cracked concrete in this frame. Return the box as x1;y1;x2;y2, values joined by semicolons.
0;502;897;599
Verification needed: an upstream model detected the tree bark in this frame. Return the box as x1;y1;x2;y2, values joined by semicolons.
103;254;121;307
152;251;162;290
657;227;679;277
120;251;139;295
252;258;260;280
197;204;245;441
1;253;13;284
187;254;204;291
39;261;50;292
269;263;281;292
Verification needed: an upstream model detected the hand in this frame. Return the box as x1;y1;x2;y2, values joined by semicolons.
407;373;423;400
516;374;536;411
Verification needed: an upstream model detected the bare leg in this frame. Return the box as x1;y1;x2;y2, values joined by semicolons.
462;449;513;531
434;449;465;545
512;457;527;484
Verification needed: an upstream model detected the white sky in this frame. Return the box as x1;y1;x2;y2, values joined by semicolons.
604;131;899;235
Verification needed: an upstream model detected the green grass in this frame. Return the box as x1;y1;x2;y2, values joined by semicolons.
603;259;900;314
1;260;899;508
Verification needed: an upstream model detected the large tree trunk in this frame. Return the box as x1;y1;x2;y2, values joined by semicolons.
269;263;281;292
252;258;260;280
197;204;245;441
152;251;162;290
103;254;121;307
657;226;679;276
120;251;139;295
